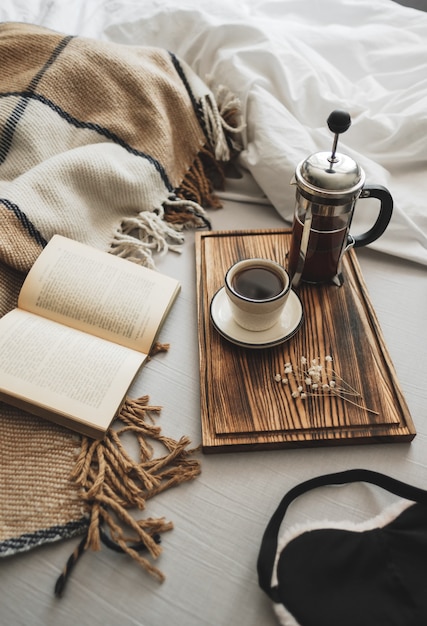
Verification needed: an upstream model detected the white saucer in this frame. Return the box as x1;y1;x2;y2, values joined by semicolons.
210;287;303;348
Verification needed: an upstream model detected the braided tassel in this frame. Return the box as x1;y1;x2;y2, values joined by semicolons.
54;532;88;598
55;396;201;596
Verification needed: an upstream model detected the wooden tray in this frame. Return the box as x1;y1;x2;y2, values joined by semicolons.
195;228;416;453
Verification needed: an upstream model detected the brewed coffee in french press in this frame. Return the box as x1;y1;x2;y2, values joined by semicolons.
287;110;393;287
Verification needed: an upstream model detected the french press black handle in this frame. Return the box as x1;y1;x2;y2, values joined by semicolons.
353;184;393;248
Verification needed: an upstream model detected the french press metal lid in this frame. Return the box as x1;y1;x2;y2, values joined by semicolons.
294;109;366;203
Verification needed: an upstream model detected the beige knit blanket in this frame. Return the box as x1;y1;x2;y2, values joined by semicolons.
0;22;241;591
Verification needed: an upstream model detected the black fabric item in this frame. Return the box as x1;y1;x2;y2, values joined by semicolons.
257;469;427;626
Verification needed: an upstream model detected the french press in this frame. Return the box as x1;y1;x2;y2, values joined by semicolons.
287;110;393;287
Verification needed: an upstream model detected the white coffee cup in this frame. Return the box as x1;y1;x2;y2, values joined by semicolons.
224;258;291;331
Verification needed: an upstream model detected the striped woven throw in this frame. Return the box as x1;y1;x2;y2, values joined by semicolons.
0;22;241;591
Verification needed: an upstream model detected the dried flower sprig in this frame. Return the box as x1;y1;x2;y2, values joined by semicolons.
274;355;378;415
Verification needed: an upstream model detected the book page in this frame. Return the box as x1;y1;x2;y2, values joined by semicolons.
0;309;146;436
18;235;180;354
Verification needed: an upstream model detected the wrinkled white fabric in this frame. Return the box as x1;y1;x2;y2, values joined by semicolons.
2;0;427;265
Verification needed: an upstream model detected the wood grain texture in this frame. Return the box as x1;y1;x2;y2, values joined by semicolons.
196;229;416;452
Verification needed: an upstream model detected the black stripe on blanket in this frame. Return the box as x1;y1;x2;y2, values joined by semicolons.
0;35;73;165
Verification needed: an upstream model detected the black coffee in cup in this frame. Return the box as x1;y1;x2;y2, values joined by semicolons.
225;258;291;331
232;265;284;300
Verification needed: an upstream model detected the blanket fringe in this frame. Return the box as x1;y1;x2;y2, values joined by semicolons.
148;341;170;358
163;192;212;227
55;396;201;596
175;85;244;211
110;208;186;267
110;195;212;267
174;146;225;211
200;82;245;162
109;83;243;267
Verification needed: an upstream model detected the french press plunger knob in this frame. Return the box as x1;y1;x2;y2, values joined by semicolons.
327;109;351;163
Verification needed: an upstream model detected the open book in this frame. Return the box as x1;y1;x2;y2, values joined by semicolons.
0;235;180;438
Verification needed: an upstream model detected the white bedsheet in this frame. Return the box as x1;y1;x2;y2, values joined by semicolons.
2;0;426;265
